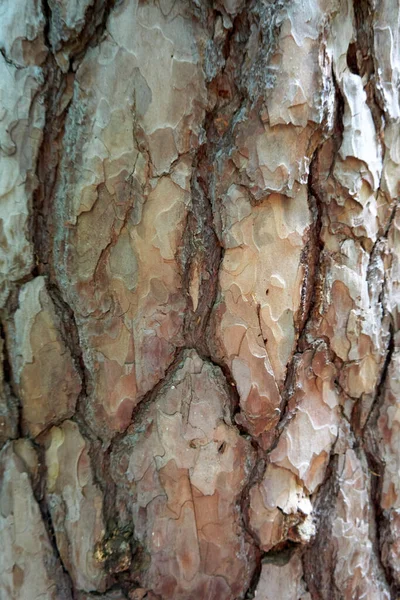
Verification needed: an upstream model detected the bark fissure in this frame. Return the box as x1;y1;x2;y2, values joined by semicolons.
0;320;20;441
271;72;344;445
36;455;75;600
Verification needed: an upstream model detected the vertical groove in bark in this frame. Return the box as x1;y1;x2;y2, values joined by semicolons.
35;442;75;600
302;454;340;599
182;135;223;353
363;326;399;596
0;320;20;443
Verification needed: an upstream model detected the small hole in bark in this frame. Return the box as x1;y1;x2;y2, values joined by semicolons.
346;43;359;75
218;441;226;454
266;288;269;296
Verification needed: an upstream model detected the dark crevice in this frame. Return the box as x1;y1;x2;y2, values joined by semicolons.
261;542;304;566
181;6;251;414
30;66;73;275
0;320;20;441
369;473;396;596
181;7;252;354
34;0;120;281
47;281;89;399
41;0;51;50
244;67;347;598
29;5;126;594
101;343;252;593
366;199;400;282
69;0;118;71
43;0;117;71
383;201;400;237
362;324;395;435
362;327;397;594
361;437;395;596
39;3;373;596
351;0;386;146
295;49;396;595
0;46;23;69
273;147;326;435
299;67;345;343
244;555;263;600
93;346;187;588
182;0;279;391
302;454;340;600
270;81;344;451
31;1;119;445
269;73;345;453
31;58;93;431
194;346;243;419
177;11;287;589
364;193;398;370
0;321;12;387
37;504;75;600
181;14;348;597
241;0;288;103
80;586;128;599
361;201;400;598
240;446;267;536
182;143;223;353
298;147;326;340
125;346;186;433
346;42;360;75
34;441;75;599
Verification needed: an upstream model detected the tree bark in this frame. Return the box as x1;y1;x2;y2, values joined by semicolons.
0;0;399;598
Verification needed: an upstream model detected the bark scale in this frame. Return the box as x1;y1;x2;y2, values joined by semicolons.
0;0;399;599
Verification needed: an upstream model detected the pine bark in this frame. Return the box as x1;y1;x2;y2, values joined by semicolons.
0;1;399;599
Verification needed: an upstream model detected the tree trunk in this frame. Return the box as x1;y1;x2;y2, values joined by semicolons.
0;0;399;598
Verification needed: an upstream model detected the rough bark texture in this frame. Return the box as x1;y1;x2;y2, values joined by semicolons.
0;0;399;598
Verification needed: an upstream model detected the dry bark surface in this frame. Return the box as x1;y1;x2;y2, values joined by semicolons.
0;0;399;598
